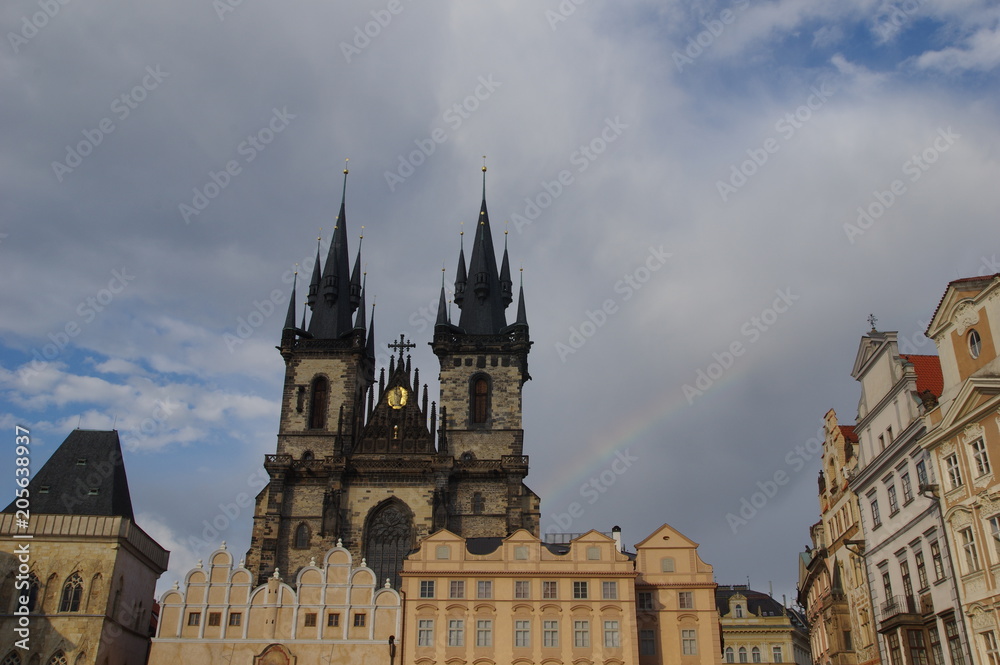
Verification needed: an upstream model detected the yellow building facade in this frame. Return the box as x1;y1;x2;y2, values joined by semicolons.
717;585;810;665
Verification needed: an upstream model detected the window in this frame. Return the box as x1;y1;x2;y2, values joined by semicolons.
587;546;601;560
229;612;242;626
946;619;966;665
602;581;618;600
188;612;201;626
477;580;492;599
604;620;620;648
514;545;528;560
739;646;748;662
888;484;899;514
916;460;929;487
901;560;913;597
880;434;886;451
735;603;744;618
436;545;451;559
661;557;675;572
574;620;590;648
477;619;493;647
46;653;67;665
327;612;339;627
450;580;465;599
309;376;329;429
902;473;913;503
910;630;930;665
773;646;783;662
928;627;943;665
990;516;1000;561
59;573;83;612
294;523;309;549
882;570;893;598
887;633;903;665
542;580;557;599
915;550;929;589
931;541;945;580
353;613;365;627
682;629;698;655
640;629;657;655
887;425;894;443
515;580;530;599
638;591;654;610
871;497;882;527
208;612;222;627
418;619;433;647
844;631;853;650
472;377;489;424
573;581;588;599
726;647;735;663
472;492;485;515
448;619;464;647
543;620;559;647
970;329;982;359
973;439;992;476
946;454;963;489
961;527;981;572
25;573;39;612
365;500;412;589
420;580;435;598
753;646;762;662
679;590;693;609
303;613;316;627
515;620;530;648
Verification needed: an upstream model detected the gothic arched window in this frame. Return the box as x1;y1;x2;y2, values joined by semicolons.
1;650;22;665
295;523;310;549
364;501;412;589
26;573;39;612
59;573;83;613
46;651;67;665
471;376;490;425
309;377;329;430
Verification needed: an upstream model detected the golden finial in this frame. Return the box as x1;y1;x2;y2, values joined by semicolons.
344;157;349;175
504;220;509;236
460;221;464;236
360;224;364;240
482;155;487;172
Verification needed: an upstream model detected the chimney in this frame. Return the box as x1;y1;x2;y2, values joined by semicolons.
612;525;622;553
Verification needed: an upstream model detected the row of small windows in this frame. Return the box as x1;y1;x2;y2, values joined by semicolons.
0;571;130;618
302;374;494;430
943;437;992;492
724;646;784;663
187;610;362;628
867;457;930;529
419;579;630;600
415;618;679;653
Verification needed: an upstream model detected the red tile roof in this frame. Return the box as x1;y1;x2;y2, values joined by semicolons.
839;425;858;443
901;354;944;398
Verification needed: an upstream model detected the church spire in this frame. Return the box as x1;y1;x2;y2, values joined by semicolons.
454;225;467;307
307;236;321;310
349;229;364;313
500;225;513;308
309;162;355;339
283;271;298;331
514;268;528;328
456;163;509;334
436;268;450;327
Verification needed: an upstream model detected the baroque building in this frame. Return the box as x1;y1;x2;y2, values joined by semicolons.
847;328;970;665
920;274;1000;665
717;584;810;665
244;168;539;590
0;430;169;665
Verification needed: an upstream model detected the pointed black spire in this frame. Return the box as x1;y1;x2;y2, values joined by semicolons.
307;238;322;309
436;268;450;326
349;231;363;313
355;273;368;331
514;269;528;328
457;164;507;334
500;226;513;308
283;272;298;332
365;301;376;364
454;227;467;307
309;162;355;339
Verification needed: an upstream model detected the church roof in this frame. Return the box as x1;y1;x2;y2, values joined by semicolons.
3;429;134;519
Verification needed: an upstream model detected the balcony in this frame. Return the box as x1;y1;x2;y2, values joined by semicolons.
878;595;922;633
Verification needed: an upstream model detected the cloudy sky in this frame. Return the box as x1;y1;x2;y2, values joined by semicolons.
3;0;1000;603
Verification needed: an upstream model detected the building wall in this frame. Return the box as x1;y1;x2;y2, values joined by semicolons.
0;514;168;665
151;543;401;665
717;588;809;665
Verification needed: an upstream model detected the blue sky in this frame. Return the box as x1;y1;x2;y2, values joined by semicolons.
2;0;1000;602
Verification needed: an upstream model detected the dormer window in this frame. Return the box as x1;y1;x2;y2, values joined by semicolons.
969;329;982;359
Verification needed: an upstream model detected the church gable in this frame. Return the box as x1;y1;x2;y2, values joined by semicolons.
357;350;434;455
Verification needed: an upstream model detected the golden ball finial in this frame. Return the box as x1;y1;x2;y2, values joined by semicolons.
344;157;349;175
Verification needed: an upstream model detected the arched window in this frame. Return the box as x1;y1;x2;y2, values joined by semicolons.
472;492;485;515
2;650;22;665
59;574;83;613
735;604;744;618
309;376;329;430
726;647;734;663
302;450;314;461
739;647;748;663
295;523;310;549
472;376;489;424
46;653;67;665
364;501;412;589
43;573;59;612
86;573;103;613
752;646;761;662
26;573;39;613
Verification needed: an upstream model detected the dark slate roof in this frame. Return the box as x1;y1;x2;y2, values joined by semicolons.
456;197;509;334
716;585;788;618
466;537;503;555
3;430;134;519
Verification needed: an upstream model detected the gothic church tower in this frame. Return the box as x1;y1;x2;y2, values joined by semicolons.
246;168;539;589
